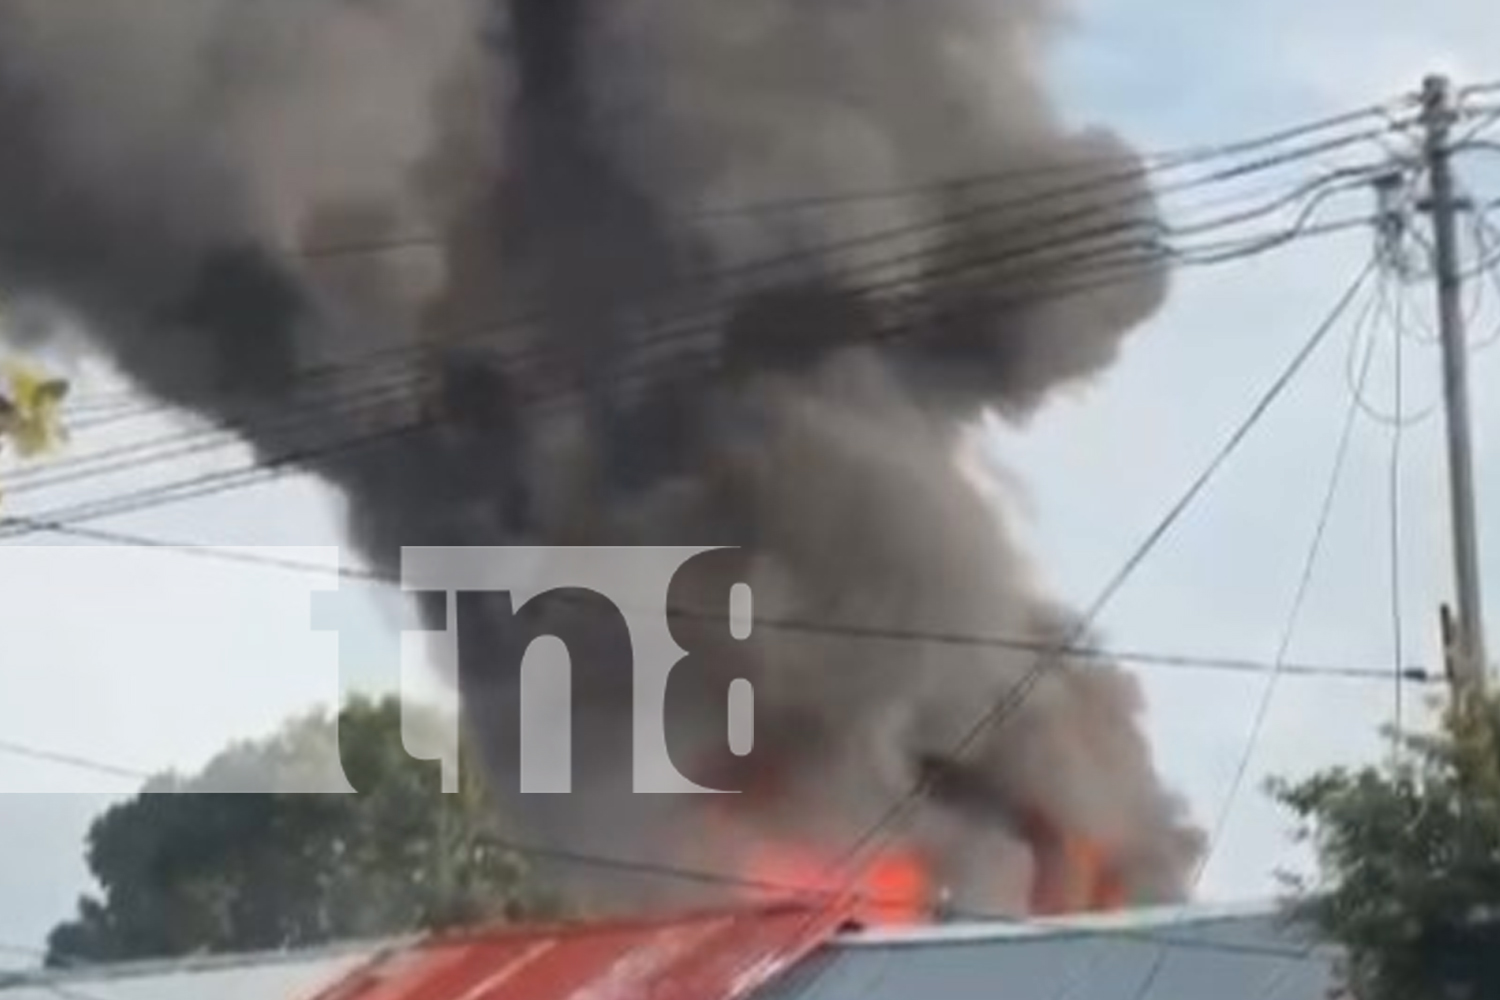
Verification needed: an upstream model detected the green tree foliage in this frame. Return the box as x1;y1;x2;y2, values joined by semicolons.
45;697;560;966
1273;693;1500;1000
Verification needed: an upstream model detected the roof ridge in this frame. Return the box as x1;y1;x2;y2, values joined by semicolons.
833;900;1294;948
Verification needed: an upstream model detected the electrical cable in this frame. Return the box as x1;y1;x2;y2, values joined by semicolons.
1458;80;1500;99
39;119;1411;446
0;516;1434;686
0;734;1349;969
0;211;1382;541
0;208;1381;532
1450;105;1500;149
1193;268;1381;891
2;185;1384;508
1464;191;1500;352
819;256;1382;896
0;419;435;534
1389;274;1409;754
1346;277;1439;427
34;172;1347;463
0;197;1266;479
0;232;1216;510
0;738;149;783
287;99;1417;265
33;183;1379;517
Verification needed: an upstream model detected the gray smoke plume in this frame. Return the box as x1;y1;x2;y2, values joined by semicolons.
0;0;1201;914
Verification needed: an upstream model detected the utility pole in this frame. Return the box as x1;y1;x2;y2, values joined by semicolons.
1421;74;1489;696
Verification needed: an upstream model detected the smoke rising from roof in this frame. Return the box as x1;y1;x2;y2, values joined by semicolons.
0;0;1201;912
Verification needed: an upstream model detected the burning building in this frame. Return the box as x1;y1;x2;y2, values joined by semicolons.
0;0;1204;920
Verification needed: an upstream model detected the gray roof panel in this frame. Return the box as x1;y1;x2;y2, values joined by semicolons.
0;945;382;1000
758;908;1340;1000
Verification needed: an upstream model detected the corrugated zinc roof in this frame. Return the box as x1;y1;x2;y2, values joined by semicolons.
307;902;856;1000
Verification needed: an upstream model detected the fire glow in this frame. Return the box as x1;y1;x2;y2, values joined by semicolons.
738;834;1125;926
0;0;1207;915
744;844;933;926
1032;837;1127;917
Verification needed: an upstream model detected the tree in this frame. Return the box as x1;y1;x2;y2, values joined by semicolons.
1273;692;1500;1000
46;697;562;966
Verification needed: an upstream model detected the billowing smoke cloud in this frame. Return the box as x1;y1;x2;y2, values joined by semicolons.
0;0;1201;913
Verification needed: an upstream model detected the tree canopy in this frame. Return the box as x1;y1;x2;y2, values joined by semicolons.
45;697;559;967
1274;692;1500;1000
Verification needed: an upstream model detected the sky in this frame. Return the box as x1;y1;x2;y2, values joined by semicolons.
2;0;1499;965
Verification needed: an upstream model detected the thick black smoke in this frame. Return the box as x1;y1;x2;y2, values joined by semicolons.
0;0;1200;913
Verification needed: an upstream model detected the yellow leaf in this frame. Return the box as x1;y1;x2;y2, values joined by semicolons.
0;359;71;459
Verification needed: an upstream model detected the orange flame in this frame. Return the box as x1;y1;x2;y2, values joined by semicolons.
743;843;933;926
705;773;1124;922
1031;833;1125;915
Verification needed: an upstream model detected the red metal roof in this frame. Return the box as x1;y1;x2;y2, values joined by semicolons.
305;902;856;1000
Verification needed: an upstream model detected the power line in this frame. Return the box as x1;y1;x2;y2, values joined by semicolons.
32;174;1340;470
0;734;1379;973
29;164;1387;515
1463;188;1500;352
0;738;149;783
819;255;1384;894
1345;272;1439;427
2;194;1383;515
1388;273;1410;753
1459;80;1500;99
288;98;1415;265
1454;111;1500;151
0;255;1237;527
2;381;422;499
1348;305;1437;424
0;210;1380;536
0;100;1453;487
0;517;1435;687
32;115;1409;452
0;199;1207;486
0;754;1342;970
1194;269;1381;890
0;418;434;535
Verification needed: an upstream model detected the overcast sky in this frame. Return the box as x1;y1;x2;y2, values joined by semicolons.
2;0;1499;965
